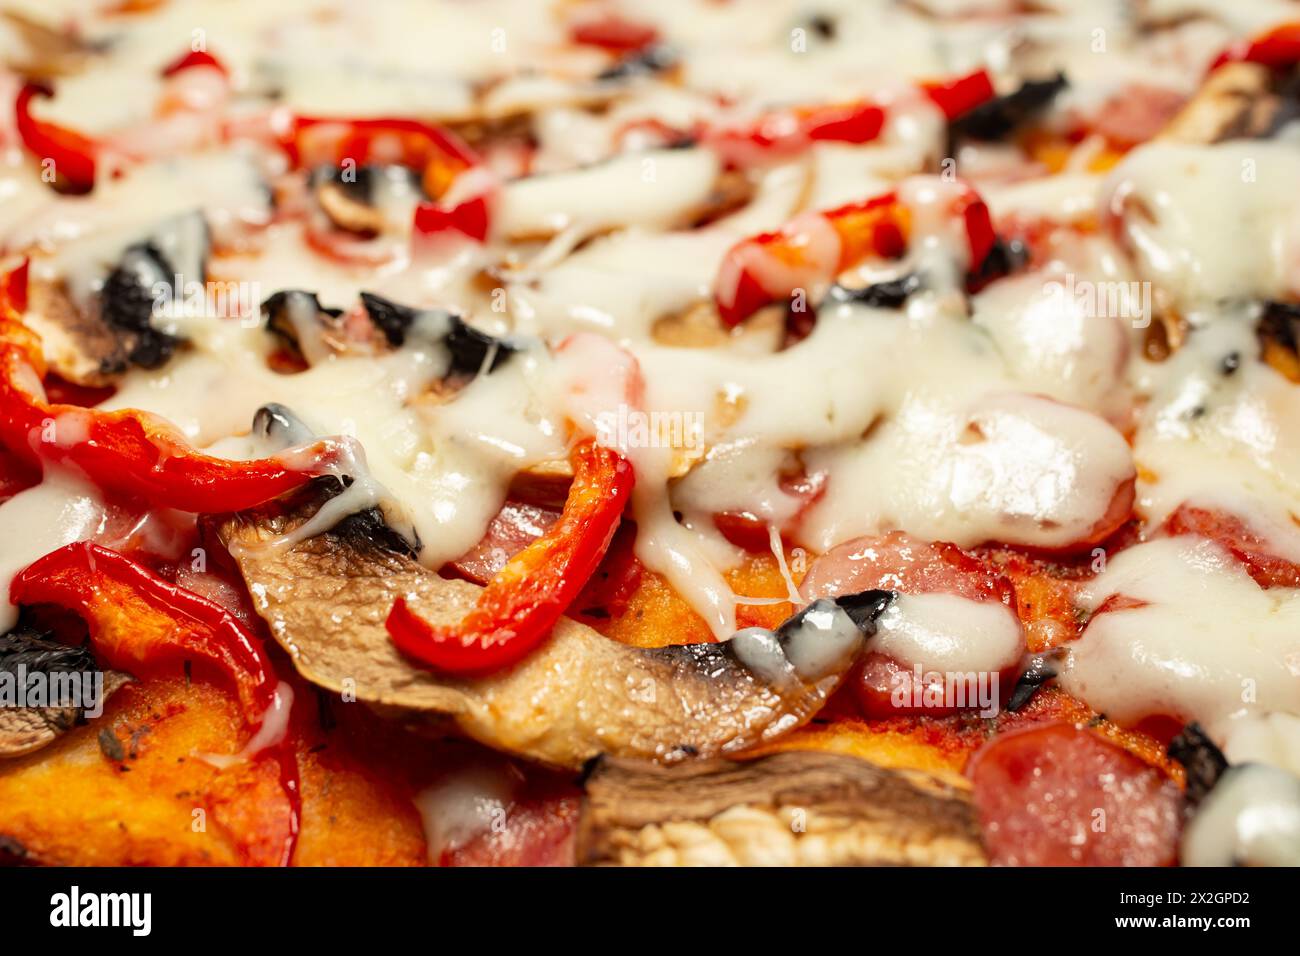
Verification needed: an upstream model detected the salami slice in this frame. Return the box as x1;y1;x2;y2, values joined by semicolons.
968;722;1183;866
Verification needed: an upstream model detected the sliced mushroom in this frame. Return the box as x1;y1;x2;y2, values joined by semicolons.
1258;300;1300;382
98;242;186;369
1158;62;1285;144
950;72;1068;142
0;626;129;758
24;277;126;386
311;165;425;236
262;290;349;365
24;212;209;384
360;292;518;377
1167;722;1229;807
213;488;883;769
576;751;986;866
595;44;678;83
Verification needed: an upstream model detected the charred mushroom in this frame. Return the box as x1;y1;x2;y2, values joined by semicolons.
360;292;518;376
1167;722;1229;807
262;290;348;365
595;44;677;82
0;624;129;758
950;72;1068;141
213;488;887;769
1258;300;1300;382
311;164;425;236
24;211;208;384
576;751;986;866
1158;62;1288;144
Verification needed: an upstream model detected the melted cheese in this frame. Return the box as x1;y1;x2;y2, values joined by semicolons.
1107;141;1300;308
1059;537;1300;729
873;592;1022;674
0;0;1298;814
0;472;108;631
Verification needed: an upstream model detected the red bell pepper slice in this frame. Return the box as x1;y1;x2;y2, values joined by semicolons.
920;69;997;120
704;101;887;168
161;48;229;78
570;14;660;53
387;440;634;674
12;542;276;719
713;192;908;325
713;184;998;325
412;192;492;243
14;83;99;193
1210;21;1300;72
0;262;342;513
282;114;479;200
11;541;299;866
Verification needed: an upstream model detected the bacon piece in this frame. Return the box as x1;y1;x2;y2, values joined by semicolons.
968;722;1182;866
445;500;561;585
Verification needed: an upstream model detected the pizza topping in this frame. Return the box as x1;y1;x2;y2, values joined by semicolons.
419;756;581;867
217;488;867;769
968;722;1183;866
0;621;130;757
11;542;276;720
948;72;1068;141
262;290;348;367
1106;140;1300;308
1210;20;1300;73
14;82;98;194
387;440;633;675
359;291;517;375
1167;722;1230;806
713;179;1002;325
1156;62;1279;145
729;590;892;688
1181;763;1300;866
578;751;985;866
1060;536;1300;733
801;532;1023;717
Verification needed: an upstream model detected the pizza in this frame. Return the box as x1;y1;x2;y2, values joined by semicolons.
0;0;1298;869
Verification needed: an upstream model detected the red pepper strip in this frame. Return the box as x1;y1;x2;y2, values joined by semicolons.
0;358;343;511
2;258;28;313
570;14;660;53
11;542;277;720
920;68;997;120
714;192;908;326
0;264;339;512
714;185;998;325
161;48;229;77
14;83;99;193
283;115;479;200
412;192;492;243
11;541;300;866
703;101;887;168
387;440;635;674
1210;21;1300;72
